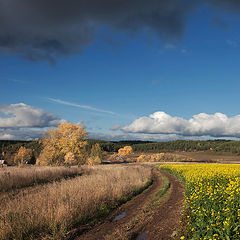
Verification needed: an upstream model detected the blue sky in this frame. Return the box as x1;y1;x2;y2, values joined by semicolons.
1;2;240;140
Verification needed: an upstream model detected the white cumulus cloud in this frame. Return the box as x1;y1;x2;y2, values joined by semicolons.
0;103;65;128
0;103;66;140
122;111;240;138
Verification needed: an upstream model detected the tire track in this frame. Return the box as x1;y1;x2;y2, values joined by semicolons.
74;168;185;240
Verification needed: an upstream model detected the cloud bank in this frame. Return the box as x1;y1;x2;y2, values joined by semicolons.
0;103;66;140
4;0;240;62
1;104;240;141
0;128;44;141
122;111;240;138
88;131;223;142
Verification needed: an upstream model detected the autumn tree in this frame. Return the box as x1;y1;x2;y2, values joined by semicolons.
118;146;133;156
37;123;88;166
64;152;75;166
14;146;33;165
90;143;103;164
87;158;94;166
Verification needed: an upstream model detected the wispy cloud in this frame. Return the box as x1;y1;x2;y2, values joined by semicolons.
0;78;28;84
150;80;159;86
180;49;188;54
164;43;176;49
46;97;117;115
109;124;121;131
161;44;190;55
226;40;238;48
7;78;28;84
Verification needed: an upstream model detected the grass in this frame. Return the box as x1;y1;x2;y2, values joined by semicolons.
144;173;170;211
0;166;83;192
0;165;151;240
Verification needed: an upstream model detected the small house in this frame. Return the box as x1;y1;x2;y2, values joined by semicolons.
0;159;6;167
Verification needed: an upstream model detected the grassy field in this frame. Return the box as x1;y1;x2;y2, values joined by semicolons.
0;165;151;240
0;166;84;192
159;164;240;240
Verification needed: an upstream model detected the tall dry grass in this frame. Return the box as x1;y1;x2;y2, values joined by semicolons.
0;165;151;240
0;166;83;192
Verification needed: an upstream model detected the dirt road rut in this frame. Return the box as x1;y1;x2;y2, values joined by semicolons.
74;168;185;240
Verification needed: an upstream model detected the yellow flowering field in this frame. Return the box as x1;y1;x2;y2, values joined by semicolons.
159;164;240;240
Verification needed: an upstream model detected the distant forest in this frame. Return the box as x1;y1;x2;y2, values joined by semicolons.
1;139;240;164
88;139;240;154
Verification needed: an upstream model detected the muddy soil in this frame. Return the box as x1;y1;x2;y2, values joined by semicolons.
74;168;185;240
172;151;240;163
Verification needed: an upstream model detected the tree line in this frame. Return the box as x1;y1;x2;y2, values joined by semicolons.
131;140;239;153
1;134;240;165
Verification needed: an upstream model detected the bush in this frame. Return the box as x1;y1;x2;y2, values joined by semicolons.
137;153;196;162
118;146;133;156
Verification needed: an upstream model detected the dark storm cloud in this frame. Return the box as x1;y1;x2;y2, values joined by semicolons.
210;0;240;10
210;17;229;30
1;0;240;62
0;0;197;62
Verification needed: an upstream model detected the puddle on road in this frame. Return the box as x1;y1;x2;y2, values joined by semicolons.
136;232;148;240
113;211;126;221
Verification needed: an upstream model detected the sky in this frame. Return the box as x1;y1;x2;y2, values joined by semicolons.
1;0;240;141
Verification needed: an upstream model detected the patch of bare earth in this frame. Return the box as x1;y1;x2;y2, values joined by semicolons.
74;168;185;240
172;151;240;163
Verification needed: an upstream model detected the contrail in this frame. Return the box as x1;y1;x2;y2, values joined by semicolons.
46;97;117;115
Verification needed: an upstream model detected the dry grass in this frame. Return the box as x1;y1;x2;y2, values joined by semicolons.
0;166;83;192
0;165;151;240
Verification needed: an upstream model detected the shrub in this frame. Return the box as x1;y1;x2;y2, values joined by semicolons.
137;154;148;162
118;146;133;156
137;153;194;162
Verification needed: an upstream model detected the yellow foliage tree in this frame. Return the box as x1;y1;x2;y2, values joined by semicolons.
14;146;33;165
37;123;88;166
118;146;133;156
90;143;103;164
64;152;75;166
36;144;57;166
87;158;94;166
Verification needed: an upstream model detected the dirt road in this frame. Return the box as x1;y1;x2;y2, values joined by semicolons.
74;168;185;240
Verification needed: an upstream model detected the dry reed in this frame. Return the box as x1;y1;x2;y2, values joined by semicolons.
0;166;82;192
0;165;151;240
